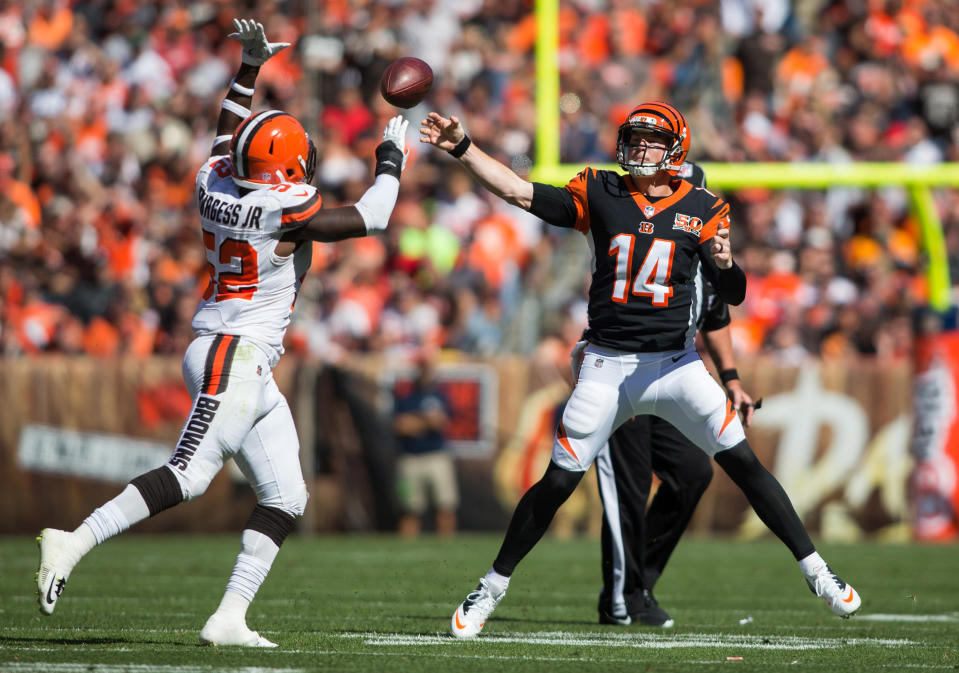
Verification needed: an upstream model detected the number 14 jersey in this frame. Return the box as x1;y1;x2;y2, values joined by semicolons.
191;155;322;364
552;168;733;353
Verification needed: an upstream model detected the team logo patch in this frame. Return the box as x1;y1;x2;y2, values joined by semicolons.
638;221;654;234
644;205;656;218
595;358;604;368
673;213;703;236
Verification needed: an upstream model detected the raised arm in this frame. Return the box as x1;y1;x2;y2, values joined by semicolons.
210;19;290;157
420;113;534;209
280;116;408;243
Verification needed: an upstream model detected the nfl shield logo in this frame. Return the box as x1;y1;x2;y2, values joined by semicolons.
644;205;655;218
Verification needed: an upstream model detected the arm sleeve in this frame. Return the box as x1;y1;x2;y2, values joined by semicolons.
699;249;747;305
700;288;731;332
696;193;745;305
529;182;579;228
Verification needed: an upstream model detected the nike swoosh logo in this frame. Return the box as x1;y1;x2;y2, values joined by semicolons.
45;578;59;605
454;610;466;630
843;588;855;603
672;353;684;362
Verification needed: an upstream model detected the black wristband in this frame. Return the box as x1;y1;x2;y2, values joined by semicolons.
447;135;471;158
720;368;739;385
374;141;403;179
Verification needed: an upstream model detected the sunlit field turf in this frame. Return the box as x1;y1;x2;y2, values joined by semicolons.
1;533;957;672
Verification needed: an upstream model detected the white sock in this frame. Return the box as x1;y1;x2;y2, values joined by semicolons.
77;485;151;551
218;530;279;613
214;590;251;621
798;551;826;577
484;568;510;595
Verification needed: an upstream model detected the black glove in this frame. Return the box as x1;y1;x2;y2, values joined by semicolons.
374;141;404;180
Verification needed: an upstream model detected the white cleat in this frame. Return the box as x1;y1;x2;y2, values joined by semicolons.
806;565;862;618
36;528;84;615
200;612;278;647
450;577;505;639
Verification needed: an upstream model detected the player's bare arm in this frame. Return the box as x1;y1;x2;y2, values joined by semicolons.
420;113;534;209
211;19;290;157
280;115;409;245
702;326;755;426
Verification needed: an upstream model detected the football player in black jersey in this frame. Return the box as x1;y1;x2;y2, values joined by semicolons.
422;102;861;639
588;161;757;628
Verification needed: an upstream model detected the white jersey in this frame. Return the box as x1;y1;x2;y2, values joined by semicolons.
191;155;320;364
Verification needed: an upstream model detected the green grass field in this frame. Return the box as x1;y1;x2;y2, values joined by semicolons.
1;534;957;672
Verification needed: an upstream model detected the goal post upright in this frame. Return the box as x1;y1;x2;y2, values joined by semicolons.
529;0;955;311
533;0;561;170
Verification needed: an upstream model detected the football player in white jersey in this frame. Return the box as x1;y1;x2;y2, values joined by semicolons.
35;19;408;647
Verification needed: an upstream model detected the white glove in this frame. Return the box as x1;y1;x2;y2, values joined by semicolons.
229;18;290;66
382;115;410;170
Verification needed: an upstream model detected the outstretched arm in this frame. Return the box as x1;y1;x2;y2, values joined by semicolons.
281;116;408;243
420;113;534;209
211;18;290;157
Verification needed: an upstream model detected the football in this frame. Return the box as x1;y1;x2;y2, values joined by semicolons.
380;57;434;109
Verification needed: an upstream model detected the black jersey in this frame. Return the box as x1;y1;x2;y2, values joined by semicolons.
530;169;744;352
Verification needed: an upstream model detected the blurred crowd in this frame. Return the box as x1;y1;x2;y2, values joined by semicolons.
1;0;957;366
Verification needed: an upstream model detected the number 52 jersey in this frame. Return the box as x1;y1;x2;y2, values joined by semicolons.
191;155;322;364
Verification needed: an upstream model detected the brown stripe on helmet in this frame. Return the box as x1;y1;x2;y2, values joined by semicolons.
233;110;286;179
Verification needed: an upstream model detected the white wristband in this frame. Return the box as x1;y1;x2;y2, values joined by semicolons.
229;78;255;96
212;134;232;148
354;174;400;234
221;99;251;118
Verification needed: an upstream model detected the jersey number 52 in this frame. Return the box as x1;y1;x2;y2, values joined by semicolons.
202;230;259;301
609;235;675;306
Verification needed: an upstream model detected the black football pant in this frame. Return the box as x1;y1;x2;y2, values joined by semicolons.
595;415;713;617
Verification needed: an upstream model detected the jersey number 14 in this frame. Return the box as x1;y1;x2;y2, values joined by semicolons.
609;234;675;306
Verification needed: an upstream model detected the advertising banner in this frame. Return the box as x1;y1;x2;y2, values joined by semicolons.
911;331;959;540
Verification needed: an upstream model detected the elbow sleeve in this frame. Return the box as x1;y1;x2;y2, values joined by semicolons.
716;263;747;305
355;174;400;234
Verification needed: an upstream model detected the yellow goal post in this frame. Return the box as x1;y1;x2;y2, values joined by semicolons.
528;0;959;311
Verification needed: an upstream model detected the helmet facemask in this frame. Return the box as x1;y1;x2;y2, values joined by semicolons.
616;123;686;177
300;135;317;185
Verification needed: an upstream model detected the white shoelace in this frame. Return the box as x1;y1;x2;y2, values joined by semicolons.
467;579;503;615
812;568;843;598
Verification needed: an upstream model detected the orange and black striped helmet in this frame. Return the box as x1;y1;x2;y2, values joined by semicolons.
616;102;690;177
230;110;316;189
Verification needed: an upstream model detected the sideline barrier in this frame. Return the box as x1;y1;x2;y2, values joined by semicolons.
1;354;913;539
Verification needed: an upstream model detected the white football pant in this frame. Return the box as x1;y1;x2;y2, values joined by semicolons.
166;333;308;515
552;344;746;472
